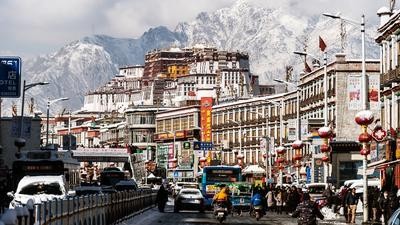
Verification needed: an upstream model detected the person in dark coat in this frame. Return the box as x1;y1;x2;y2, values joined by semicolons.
380;191;392;225
292;193;324;225
345;188;359;224
371;187;381;222
156;185;169;212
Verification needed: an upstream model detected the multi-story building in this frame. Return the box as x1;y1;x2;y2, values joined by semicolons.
154;105;201;180
376;6;400;190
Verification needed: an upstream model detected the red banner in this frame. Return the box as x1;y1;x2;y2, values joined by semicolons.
200;97;213;142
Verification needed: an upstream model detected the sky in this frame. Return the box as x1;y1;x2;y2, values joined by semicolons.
0;0;391;58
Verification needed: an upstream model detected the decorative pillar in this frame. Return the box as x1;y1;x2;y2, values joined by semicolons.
292;140;303;184
318;126;332;183
276;146;286;186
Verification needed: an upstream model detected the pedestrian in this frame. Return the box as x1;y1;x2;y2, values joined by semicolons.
275;188;283;214
340;185;350;222
292;192;324;225
371;187;381;223
266;188;275;212
379;191;391;225
156;185;169;212
345;188;359;224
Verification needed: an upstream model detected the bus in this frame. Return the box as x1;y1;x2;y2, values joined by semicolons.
200;165;242;207
11;150;80;191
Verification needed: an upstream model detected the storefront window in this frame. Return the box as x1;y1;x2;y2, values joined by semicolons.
338;161;362;185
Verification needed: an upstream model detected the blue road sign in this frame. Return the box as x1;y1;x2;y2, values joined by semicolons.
0;57;21;98
193;141;214;150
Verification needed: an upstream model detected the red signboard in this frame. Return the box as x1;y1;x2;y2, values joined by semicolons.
372;128;387;142
200;97;213;142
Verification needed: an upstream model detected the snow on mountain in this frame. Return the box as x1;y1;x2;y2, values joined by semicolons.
7;0;380;115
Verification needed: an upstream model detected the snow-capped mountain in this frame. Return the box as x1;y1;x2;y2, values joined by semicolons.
10;0;380;115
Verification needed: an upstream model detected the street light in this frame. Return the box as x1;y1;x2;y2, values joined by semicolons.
46;97;69;146
228;119;243;164
323;12;369;223
17;80;49;152
294;50;330;184
273;79;303;184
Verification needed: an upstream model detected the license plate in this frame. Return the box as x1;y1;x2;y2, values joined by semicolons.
240;198;244;203
182;199;200;204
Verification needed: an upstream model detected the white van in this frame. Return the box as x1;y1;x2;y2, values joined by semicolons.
349;180;381;194
9;175;68;208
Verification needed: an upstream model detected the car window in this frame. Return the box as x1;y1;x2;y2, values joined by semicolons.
19;182;62;195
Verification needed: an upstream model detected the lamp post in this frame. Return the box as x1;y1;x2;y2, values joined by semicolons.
46;97;69;146
229;119;243;164
323;12;369;223
274;79;303;183
294;50;330;183
17;80;49;152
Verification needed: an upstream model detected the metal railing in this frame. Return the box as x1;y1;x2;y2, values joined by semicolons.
0;190;156;225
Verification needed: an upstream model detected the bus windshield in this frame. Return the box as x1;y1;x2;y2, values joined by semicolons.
201;166;241;206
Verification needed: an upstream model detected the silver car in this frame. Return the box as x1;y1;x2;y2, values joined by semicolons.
174;188;205;213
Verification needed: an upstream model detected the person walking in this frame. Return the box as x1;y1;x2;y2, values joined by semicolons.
380;191;391;225
292;193;324;225
266;188;275;212
156;185;169;212
275;188;283;214
371;187;381;223
345;188;359;224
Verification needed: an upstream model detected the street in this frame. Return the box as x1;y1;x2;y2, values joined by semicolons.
117;199;357;225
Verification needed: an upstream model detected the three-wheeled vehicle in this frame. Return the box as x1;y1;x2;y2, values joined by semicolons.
230;182;252;216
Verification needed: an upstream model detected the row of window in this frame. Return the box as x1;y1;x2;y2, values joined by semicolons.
126;114;155;125
156;115;196;132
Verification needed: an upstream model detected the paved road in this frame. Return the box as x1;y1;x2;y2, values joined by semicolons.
117;198;364;225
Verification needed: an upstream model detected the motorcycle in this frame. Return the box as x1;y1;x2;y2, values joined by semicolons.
252;205;264;221
214;202;229;223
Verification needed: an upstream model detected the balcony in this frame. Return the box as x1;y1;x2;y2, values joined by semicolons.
382;67;400;87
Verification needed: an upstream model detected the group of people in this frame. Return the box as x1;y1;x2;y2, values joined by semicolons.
335;185;400;224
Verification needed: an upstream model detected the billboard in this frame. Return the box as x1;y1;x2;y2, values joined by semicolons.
200;97;213;142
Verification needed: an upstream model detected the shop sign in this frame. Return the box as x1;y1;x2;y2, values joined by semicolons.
396;138;400;159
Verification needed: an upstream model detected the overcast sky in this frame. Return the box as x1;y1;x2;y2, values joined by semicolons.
0;0;390;58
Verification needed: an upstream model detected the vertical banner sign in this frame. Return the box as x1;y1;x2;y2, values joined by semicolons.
368;74;380;110
348;75;362;110
201;97;213;142
0;57;21;98
288;119;296;141
168;143;175;169
157;144;168;169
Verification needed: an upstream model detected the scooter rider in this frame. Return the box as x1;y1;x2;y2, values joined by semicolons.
250;189;265;215
213;185;232;213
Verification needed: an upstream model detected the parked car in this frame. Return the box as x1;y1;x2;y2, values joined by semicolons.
8;175;68;208
75;185;103;196
174;188;205;213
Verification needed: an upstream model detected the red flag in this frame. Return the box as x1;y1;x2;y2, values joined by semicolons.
305;62;312;73
390;127;397;137
319;36;327;52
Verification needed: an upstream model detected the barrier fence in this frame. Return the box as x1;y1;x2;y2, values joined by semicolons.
0;190;156;225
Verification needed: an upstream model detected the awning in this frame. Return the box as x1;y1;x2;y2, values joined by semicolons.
367;159;387;168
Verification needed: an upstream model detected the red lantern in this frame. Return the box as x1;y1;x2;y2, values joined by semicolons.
237;154;244;159
170;158;178;163
355;110;374;126
276;157;284;164
276;146;286;155
199;157;206;162
360;148;370;156
293;154;303;161
320;143;330;153
292;140;303;149
321;156;329;162
318;126;332;138
358;132;372;143
278;165;285;170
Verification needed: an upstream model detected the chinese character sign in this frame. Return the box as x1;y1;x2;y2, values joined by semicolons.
348;75;362;110
201;97;213;142
0;57;21;98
